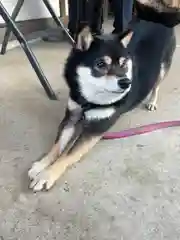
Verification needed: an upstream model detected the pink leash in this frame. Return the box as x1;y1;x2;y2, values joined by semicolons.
103;120;180;140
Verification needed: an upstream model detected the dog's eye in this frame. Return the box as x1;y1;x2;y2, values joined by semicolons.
119;57;127;67
94;58;107;69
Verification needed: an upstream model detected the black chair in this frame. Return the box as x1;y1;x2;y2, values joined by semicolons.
0;0;74;100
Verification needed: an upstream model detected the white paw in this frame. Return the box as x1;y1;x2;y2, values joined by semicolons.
28;160;48;180
146;102;157;111
29;169;54;192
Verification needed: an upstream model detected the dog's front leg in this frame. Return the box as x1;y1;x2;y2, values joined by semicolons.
28;98;83;182
29;123;103;192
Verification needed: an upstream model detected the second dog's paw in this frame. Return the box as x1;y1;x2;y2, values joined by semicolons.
146;102;157;111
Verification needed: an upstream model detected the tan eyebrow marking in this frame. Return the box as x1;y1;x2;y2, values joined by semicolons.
104;56;112;65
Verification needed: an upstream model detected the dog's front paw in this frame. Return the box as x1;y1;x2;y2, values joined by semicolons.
146;102;157;111
29;169;55;192
28;160;48;180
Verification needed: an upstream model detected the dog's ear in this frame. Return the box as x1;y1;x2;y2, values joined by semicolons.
76;26;93;51
120;30;133;48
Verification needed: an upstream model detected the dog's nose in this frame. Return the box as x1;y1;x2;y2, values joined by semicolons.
118;78;131;89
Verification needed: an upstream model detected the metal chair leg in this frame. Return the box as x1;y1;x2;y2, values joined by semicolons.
0;2;57;100
1;0;25;55
42;0;75;44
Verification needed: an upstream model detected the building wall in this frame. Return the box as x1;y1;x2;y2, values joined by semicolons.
0;0;60;24
0;0;70;43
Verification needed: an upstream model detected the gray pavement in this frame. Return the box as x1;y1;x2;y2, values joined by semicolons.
0;22;180;239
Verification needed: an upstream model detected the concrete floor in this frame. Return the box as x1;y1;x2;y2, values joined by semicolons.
1;23;180;239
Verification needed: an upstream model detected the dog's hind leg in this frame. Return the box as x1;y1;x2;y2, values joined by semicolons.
146;85;160;111
146;66;163;111
146;34;176;111
28;98;83;181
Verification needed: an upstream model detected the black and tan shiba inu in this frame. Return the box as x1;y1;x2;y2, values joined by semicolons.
28;1;179;191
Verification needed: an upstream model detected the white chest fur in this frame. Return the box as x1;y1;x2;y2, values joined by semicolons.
76;64;132;105
84;107;115;120
68;98;115;121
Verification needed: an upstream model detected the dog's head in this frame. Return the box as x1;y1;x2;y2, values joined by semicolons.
65;27;134;105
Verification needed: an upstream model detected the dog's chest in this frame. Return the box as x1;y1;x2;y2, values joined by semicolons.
84;107;116;120
68;98;116;121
